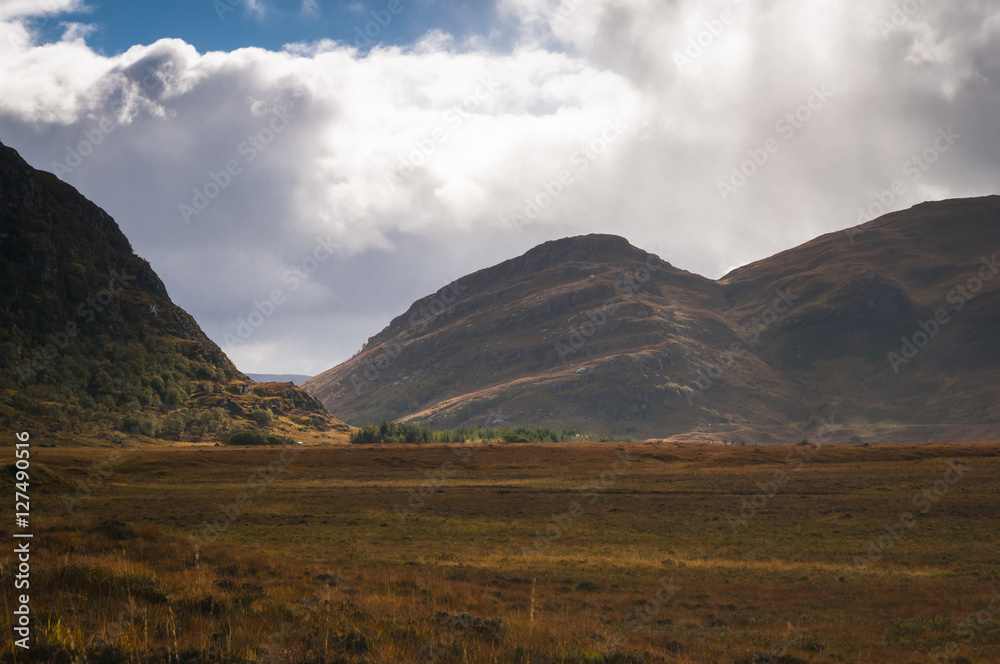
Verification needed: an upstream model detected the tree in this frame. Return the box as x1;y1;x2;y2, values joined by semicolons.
247;407;274;426
121;412;158;437
161;411;186;439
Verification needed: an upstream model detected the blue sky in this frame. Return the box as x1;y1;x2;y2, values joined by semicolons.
30;0;506;55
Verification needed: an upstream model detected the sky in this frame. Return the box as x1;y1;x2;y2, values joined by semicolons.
0;0;998;376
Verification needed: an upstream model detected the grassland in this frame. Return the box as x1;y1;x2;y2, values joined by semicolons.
3;440;999;663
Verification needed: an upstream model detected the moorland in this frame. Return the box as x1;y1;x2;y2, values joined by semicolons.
4;439;999;664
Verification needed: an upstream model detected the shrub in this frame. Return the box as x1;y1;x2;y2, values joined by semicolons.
164;386;188;407
222;429;294;446
160;411;186;439
189;407;231;437
350;422;431;445
120;412;157;437
247;407;274;426
349;422;589;445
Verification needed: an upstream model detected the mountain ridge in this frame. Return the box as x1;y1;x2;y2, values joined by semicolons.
306;196;1000;442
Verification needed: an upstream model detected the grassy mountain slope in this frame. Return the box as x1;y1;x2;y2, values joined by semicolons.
304;235;809;439
306;198;999;442
0;139;350;444
721;195;1000;431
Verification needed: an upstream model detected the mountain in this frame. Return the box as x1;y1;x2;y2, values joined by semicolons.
304;234;805;440
304;197;1000;443
719;196;1000;440
247;373;313;385
0;140;351;444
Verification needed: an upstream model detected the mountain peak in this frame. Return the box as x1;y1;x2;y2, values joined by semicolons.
306;196;1000;442
531;232;633;254
445;233;674;298
520;234;661;270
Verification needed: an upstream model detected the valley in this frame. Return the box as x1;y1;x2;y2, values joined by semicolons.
5;439;999;663
3;3;999;662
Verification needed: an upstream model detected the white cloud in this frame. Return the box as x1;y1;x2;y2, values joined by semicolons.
0;0;86;21
59;20;95;42
0;0;998;374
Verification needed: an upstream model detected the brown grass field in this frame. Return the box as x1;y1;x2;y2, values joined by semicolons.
3;440;1000;664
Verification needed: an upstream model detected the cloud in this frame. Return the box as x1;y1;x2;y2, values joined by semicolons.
251;0;269;18
0;0;998;375
300;0;320;19
0;0;86;21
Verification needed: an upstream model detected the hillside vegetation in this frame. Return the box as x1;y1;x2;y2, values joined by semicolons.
348;421;628;445
0;140;351;445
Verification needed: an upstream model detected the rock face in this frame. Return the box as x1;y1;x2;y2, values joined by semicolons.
305;197;1000;442
0;139;350;443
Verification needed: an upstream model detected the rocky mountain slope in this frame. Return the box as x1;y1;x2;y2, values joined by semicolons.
719;196;1000;439
0;139;350;444
305;197;1000;442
